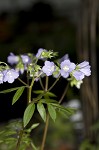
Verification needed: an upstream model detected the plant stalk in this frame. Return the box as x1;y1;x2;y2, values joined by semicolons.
59;82;69;104
41;114;49;150
41;76;49;150
18;78;29;86
16;129;23;150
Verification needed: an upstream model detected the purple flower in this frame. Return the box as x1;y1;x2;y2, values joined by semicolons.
7;53;19;65
21;55;31;64
3;69;19;83
0;71;3;84
36;48;47;59
60;60;76;78
42;61;55;76
58;54;69;63
73;71;84;80
78;61;91;76
73;61;91;80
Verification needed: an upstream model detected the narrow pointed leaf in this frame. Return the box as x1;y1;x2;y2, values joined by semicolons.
25;123;40;133
23;103;35;127
47;104;56;122
0;86;25;94
33;90;44;94
30;123;40;130
37;102;46;122
44;91;57;97
12;86;25;105
40;99;58;104
51;103;75;115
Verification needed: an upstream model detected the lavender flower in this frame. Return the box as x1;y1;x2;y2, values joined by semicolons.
58;54;69;63
73;61;91;80
0;71;3;84
36;48;47;59
21;55;31;64
60;59;76;78
3;69;19;83
42;61;55;76
7;53;19;65
72;71;84;81
78;61;91;76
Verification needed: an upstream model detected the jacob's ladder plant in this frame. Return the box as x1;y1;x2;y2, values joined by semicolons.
0;48;91;150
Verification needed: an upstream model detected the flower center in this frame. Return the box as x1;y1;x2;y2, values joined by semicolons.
49;66;54;72
63;65;69;72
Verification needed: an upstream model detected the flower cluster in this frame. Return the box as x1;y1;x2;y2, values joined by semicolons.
0;48;92;150
0;48;91;88
0;68;19;84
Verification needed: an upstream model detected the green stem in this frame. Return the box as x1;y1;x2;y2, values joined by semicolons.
59;82;69;104
0;61;8;66
33;76;61;102
41;114;49;150
41;76;49;150
31;141;38;150
28;86;32;103
18;78;29;87
48;75;61;91
15;129;23;150
28;76;35;104
39;78;45;90
45;76;48;91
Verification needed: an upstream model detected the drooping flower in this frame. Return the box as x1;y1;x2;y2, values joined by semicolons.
15;62;24;74
21;55;31;64
42;61;55;76
58;54;69;63
60;59;76;78
3;69;19;83
78;61;91;76
72;71;84;81
36;48;47;59
72;61;91;80
0;71;3;84
7;53;19;65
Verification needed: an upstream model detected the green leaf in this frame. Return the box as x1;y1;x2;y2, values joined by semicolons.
51;103;75;117
33;90;56;98
47;104;56;122
30;123;40;129
40;98;58;104
0;86;25;94
25;123;40;133
33;90;44;94
12;86;25;105
45;91;57;97
23;103;35;127
37;102;46;122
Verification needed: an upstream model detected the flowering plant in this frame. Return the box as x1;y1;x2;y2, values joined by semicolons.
0;48;91;150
